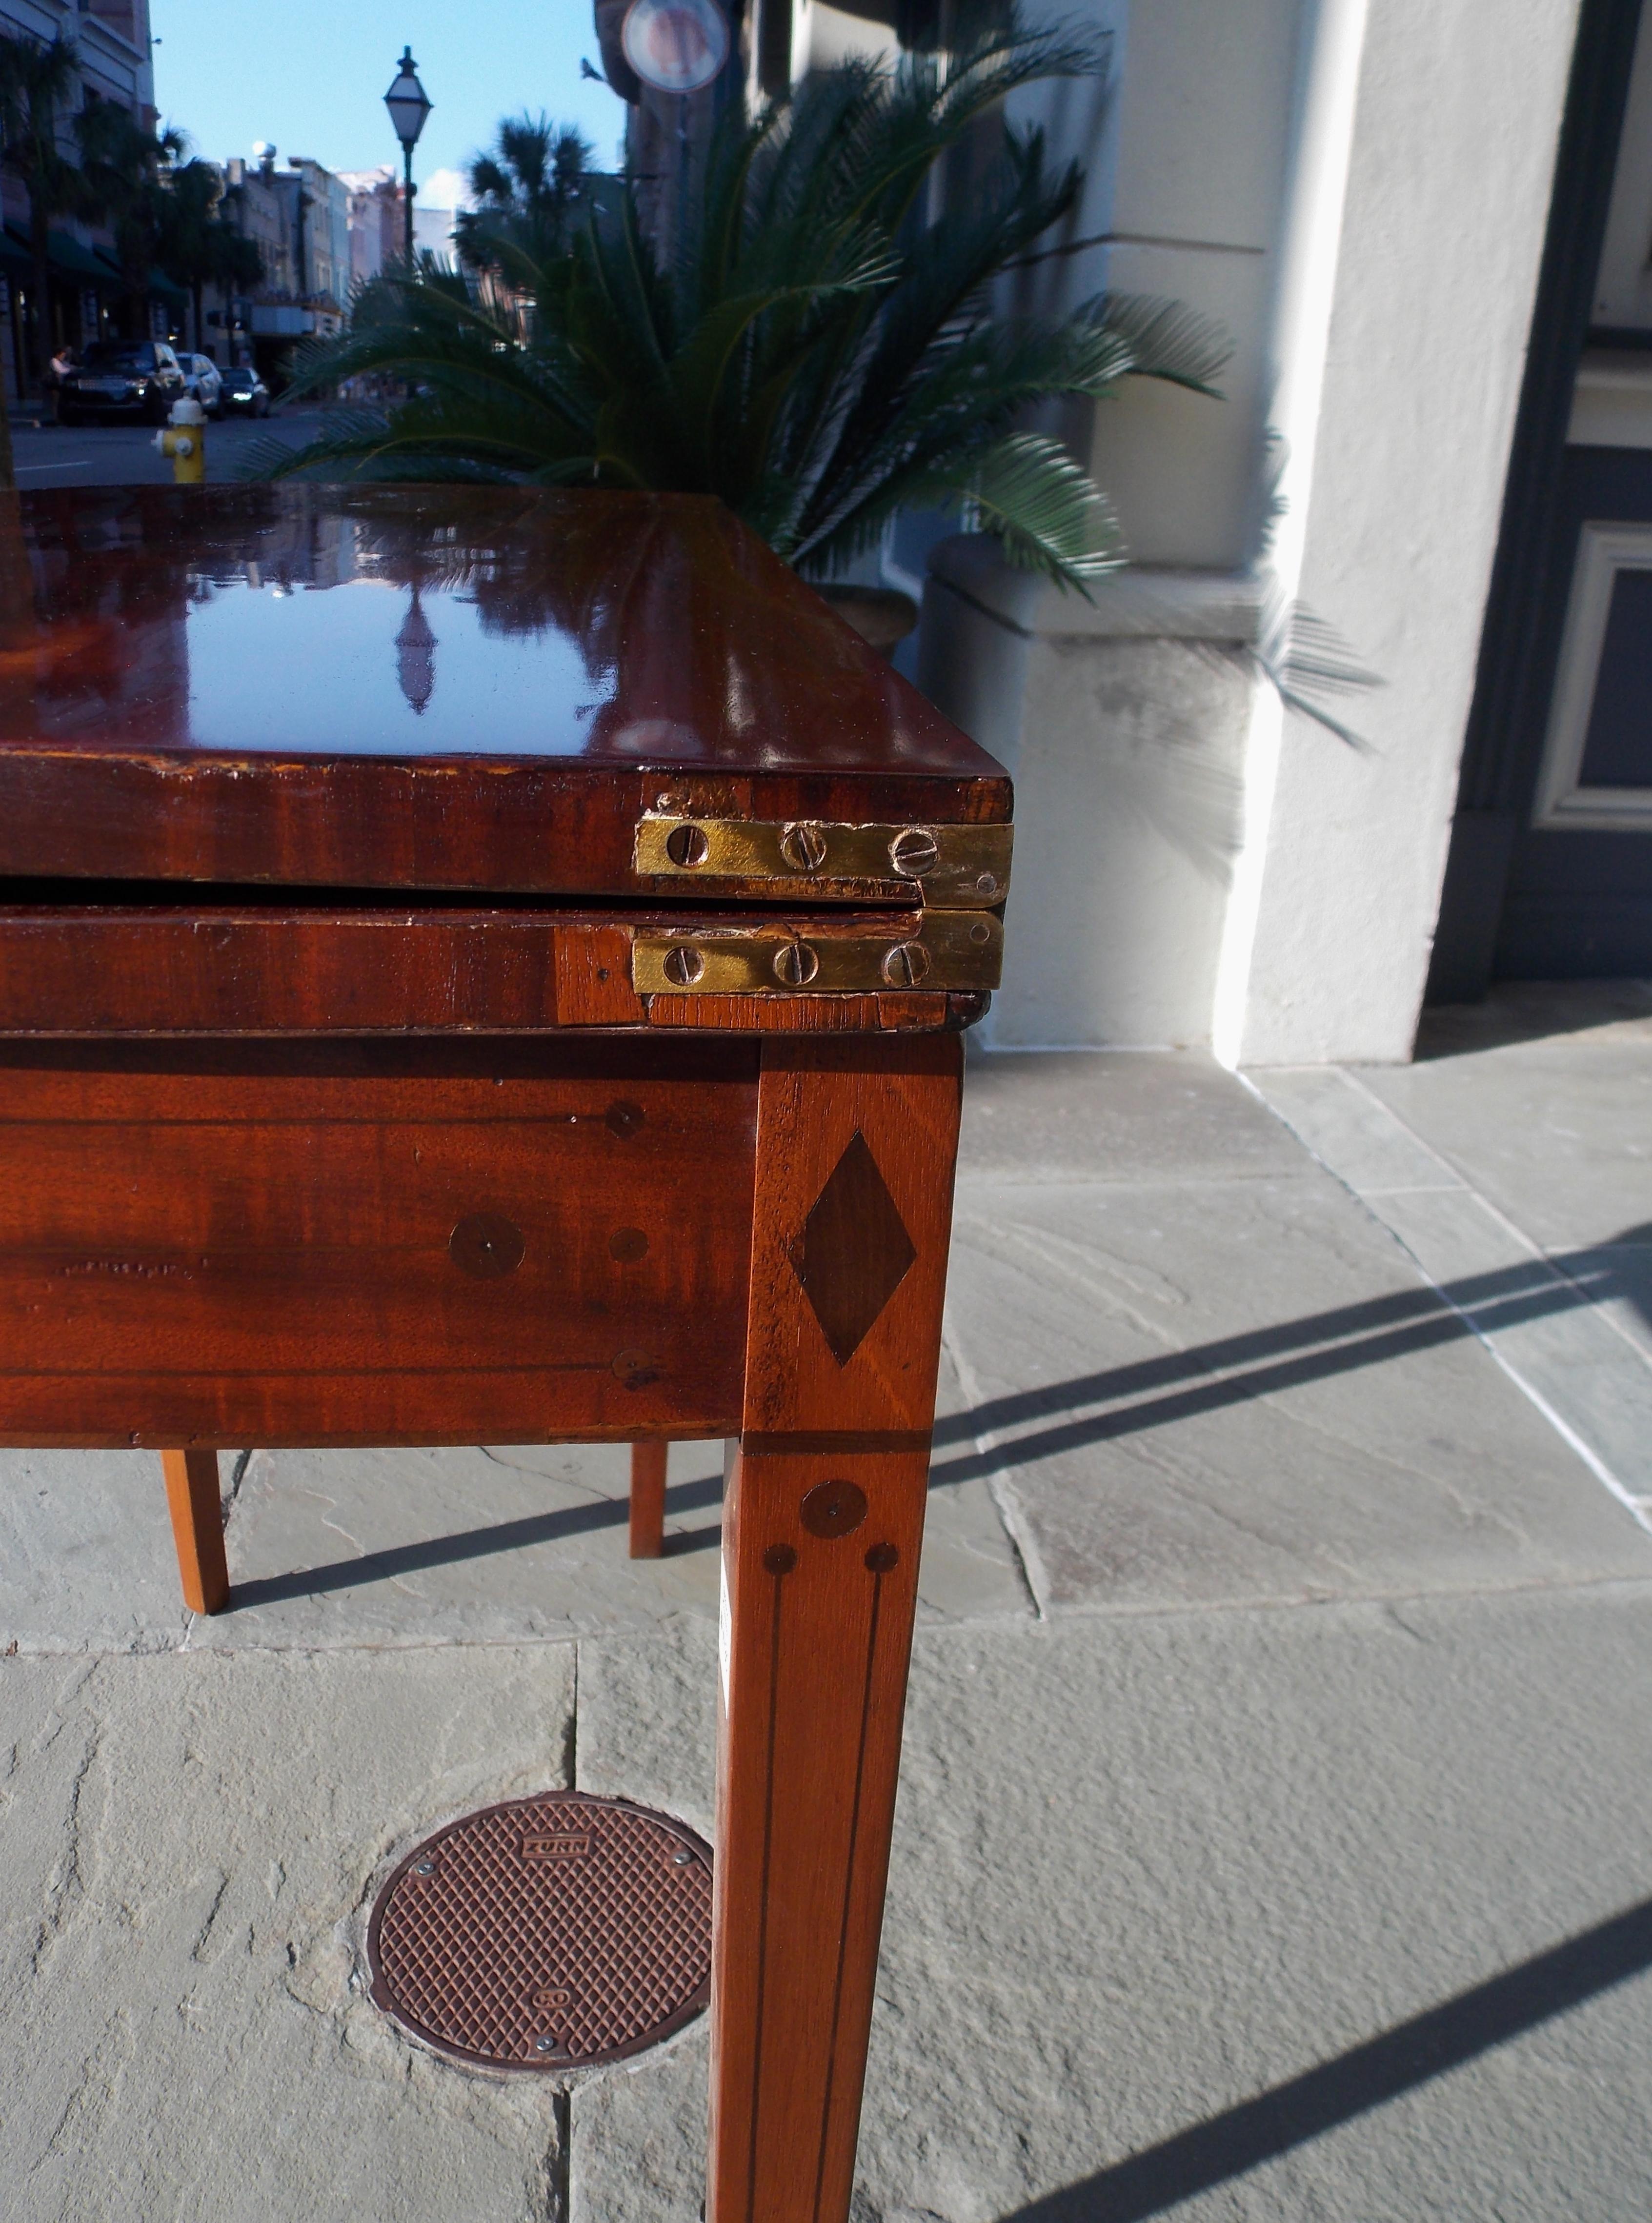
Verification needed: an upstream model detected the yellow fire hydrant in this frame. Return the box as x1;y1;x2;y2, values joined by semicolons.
153;396;207;485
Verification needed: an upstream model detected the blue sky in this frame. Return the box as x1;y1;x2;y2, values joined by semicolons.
150;0;630;207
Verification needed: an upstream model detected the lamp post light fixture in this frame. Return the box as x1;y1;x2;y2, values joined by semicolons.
383;46;432;266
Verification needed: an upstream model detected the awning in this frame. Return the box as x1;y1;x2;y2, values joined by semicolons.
148;269;190;307
51;233;122;283
1;227;123;284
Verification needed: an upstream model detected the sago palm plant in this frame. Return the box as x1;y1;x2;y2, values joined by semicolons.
254;12;1228;591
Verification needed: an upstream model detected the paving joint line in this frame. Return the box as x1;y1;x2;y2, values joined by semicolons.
1238;1069;1652;1536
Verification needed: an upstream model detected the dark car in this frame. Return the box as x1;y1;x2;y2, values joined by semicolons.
217;364;271;418
58;341;186;425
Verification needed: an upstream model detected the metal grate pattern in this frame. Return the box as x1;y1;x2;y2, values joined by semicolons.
367;1792;712;2071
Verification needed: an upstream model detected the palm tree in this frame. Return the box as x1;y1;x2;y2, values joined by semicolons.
158;158;263;350
157;157;218;349
78;99;185;331
256;15;1228;591
0;33;86;389
455;115;598;275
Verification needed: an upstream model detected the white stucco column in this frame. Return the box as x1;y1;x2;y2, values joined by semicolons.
1212;0;1584;1065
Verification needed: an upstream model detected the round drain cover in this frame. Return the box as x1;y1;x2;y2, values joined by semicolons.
367;1792;712;2071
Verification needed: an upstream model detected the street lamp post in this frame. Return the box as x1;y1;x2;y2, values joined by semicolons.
383;47;432;266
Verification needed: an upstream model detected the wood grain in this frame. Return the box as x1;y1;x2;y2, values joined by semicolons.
628;1440;668;1558
708;1035;963;2223
0;910;971;1038
0;1040;757;1448
161;1447;229;1614
556;922;647;1027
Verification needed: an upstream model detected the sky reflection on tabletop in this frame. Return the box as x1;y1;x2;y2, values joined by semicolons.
0;485;989;778
183;573;602;756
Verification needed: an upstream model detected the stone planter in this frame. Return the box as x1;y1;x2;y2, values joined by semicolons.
916;535;1265;1049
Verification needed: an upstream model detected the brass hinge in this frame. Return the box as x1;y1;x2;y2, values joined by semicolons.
631;911;1003;996
633;815;1011;908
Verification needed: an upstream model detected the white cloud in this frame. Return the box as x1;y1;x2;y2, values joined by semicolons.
418;166;473;212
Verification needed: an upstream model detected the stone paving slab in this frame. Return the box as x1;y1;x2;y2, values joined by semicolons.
941;1165;1652;1615
960;1046;1305;1186
0;1644;574;2223
566;1586;1652;2222
1252;1057;1652;1516
1363;986;1652;1251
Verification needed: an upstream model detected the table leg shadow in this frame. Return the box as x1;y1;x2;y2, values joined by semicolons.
160;1440;669;1614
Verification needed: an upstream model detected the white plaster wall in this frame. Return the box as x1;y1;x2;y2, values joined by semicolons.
918;544;1260;1046
909;0;1304;1046
1007;0;1302;569
1220;0;1583;1064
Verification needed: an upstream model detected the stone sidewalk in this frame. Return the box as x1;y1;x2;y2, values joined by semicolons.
3;983;1651;2220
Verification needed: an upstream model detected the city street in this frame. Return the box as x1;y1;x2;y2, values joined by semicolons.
9;408;326;488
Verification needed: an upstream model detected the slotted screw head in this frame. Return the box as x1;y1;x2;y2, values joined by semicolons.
779;822;828;872
889;827;939;878
772;940;820;986
975;871;999;897
662;945;706;987
665;823;710;867
881;941;931;987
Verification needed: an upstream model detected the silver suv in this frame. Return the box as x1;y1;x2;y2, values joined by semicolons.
180;353;224;417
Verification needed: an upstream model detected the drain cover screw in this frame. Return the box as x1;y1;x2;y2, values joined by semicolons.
535;2034;564;2054
672;1848;694;1865
413;1859;436;1876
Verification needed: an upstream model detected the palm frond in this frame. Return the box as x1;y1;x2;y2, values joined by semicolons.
246;7;1220;597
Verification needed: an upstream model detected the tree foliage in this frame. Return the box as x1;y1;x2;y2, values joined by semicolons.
156;156;263;344
76;99;185;312
0;33;86;381
253;13;1228;591
455;115;599;274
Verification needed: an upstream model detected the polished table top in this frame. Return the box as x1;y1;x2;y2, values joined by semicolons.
0;486;1009;898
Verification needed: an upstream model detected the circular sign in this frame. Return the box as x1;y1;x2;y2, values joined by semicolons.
621;0;729;94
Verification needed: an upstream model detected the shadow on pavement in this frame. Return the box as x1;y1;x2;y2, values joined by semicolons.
929;1231;1652;1489
1416;980;1652;1056
223;1467;725;1609
220;1230;1651;1607
995;1894;1652;2221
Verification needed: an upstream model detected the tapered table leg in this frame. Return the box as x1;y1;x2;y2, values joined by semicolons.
630;1440;668;1557
708;1036;963;2223
161;1448;230;1615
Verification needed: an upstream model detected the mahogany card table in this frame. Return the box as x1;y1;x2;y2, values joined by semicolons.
0;485;1013;2222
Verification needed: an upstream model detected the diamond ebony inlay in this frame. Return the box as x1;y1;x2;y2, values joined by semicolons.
788;1131;916;1365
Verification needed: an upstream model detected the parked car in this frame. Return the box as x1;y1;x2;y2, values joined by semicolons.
217;364;271;418
57;341;185;425
180;353;223;416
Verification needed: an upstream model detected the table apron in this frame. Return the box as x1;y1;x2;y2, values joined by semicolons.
0;1041;756;1449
